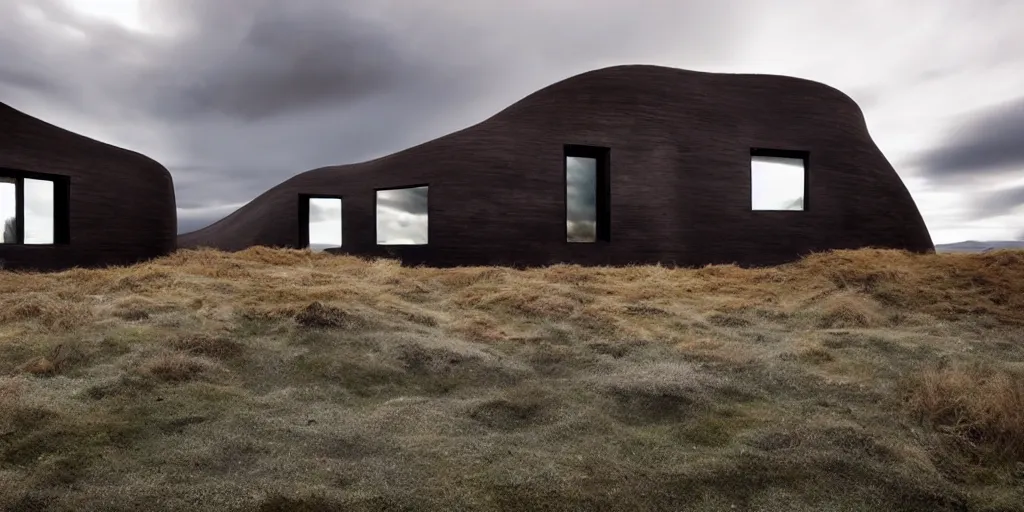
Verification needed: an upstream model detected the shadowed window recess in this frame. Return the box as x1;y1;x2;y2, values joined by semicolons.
565;145;610;243
0;170;69;245
750;149;808;211
304;197;342;252
376;186;428;245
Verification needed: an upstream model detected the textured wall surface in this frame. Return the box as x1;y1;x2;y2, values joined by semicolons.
178;65;934;268
0;101;177;271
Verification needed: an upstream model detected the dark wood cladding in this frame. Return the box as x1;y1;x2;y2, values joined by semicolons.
178;65;934;268
0;101;176;272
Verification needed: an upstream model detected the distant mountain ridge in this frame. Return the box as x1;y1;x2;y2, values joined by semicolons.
934;240;1024;253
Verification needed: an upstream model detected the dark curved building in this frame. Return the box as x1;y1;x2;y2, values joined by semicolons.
178;64;934;267
0;101;176;271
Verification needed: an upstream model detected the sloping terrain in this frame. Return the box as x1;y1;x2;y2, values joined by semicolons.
1;248;1022;511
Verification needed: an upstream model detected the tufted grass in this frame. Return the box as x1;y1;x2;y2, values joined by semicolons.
0;247;1022;511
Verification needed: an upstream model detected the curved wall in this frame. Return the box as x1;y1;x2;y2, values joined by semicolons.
178;64;934;267
0;102;176;271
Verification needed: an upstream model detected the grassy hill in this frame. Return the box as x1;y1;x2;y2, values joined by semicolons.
1;247;1022;511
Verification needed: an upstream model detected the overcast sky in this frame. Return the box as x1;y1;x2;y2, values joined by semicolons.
1;0;1022;244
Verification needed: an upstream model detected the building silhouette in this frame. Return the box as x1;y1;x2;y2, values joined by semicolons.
0;64;934;271
179;65;934;268
0;101;176;271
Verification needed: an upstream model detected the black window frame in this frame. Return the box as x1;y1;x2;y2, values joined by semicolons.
0;168;70;245
564;144;611;243
749;148;810;212
374;184;430;246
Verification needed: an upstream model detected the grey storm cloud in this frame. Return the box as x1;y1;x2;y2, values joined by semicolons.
176;216;214;235
0;66;61;95
168;165;290;209
0;0;744;234
969;184;1024;220
143;1;432;122
916;96;1024;182
915;96;1024;220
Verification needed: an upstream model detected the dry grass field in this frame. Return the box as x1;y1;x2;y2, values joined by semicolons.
0;247;1022;511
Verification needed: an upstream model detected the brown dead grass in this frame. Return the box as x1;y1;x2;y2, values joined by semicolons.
17;343;86;376
909;363;1024;466
167;333;244;359
135;352;224;382
813;292;887;329
0;246;1021;511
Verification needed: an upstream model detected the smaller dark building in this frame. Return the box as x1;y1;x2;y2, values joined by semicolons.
0;101;177;272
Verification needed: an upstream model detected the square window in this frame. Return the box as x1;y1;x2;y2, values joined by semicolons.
376;186;428;245
751;152;806;211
